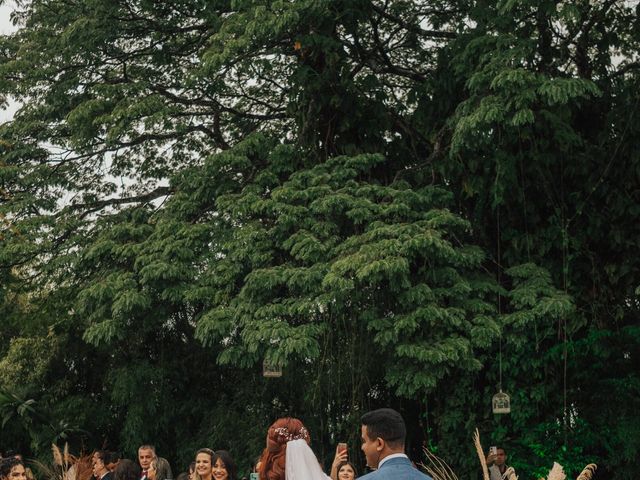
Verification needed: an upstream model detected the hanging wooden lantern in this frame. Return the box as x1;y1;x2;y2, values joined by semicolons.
492;389;511;414
262;359;282;377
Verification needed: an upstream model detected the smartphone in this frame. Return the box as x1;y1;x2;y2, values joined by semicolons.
490;446;497;455
338;442;347;454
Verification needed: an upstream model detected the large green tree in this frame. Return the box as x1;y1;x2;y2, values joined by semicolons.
1;1;639;479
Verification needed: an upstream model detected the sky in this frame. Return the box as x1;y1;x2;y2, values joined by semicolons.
0;2;16;35
1;1;18;123
0;1;158;203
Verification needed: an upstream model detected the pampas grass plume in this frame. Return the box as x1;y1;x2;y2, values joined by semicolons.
576;464;597;480
63;443;70;469
74;453;95;480
52;444;64;467
473;429;489;480
546;462;566;480
419;447;459;480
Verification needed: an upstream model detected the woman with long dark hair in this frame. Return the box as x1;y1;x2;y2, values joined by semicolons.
211;451;236;480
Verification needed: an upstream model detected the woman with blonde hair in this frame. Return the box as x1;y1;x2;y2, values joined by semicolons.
148;457;172;480
258;417;329;480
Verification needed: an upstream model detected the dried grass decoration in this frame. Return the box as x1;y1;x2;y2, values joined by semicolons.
546;462;566;480
421;428;547;480
31;444;77;480
576;464;597;480
419;447;459;480
473;428;490;480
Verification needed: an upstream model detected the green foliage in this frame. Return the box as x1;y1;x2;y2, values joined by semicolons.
181;146;499;398
0;336;60;390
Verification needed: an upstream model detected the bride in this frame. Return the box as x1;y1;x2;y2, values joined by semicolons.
258;417;330;480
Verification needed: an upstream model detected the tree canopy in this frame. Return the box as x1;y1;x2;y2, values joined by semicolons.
1;1;639;479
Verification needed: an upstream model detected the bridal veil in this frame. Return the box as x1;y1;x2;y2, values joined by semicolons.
285;439;331;480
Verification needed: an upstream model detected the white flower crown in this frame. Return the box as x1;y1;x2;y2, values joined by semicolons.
274;426;310;442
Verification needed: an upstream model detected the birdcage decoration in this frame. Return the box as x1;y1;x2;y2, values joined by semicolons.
492;389;511;414
262;359;282;378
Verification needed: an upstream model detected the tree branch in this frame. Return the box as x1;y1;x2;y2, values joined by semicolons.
370;2;457;40
63;186;175;218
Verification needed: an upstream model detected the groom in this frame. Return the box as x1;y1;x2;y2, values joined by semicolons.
359;408;432;480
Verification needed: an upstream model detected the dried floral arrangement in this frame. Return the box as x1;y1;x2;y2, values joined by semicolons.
420;429;597;480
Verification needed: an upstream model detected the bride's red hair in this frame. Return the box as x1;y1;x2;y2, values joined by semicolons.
258;417;310;480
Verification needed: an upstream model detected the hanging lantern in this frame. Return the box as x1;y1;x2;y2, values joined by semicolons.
492;389;511;414
262;359;282;378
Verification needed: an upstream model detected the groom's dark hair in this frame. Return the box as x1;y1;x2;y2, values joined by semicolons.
361;408;406;448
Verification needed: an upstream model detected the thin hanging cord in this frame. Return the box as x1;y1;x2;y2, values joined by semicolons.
497;205;503;392
499;332;503;391
561;154;569;447
519;155;532;262
562;223;569;446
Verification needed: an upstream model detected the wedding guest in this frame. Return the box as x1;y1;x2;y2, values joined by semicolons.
0;453;33;480
138;446;155;480
114;459;141;480
0;458;27;480
211;451;236;480
137;446;172;480
330;444;357;480
333;462;357;480
93;451;114;480
194;449;215;480
485;447;516;480
105;452;121;472
149;458;173;480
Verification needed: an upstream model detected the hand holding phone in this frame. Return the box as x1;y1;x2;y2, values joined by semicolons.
332;443;348;470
